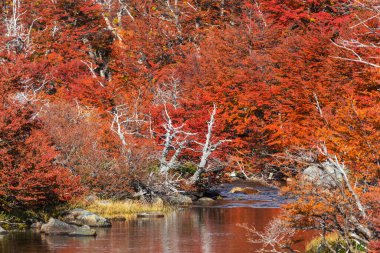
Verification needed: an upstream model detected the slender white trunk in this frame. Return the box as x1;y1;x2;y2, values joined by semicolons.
190;104;230;184
159;105;194;175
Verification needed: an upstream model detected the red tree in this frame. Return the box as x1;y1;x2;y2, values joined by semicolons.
0;101;83;210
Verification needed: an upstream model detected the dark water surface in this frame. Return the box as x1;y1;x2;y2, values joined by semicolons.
0;184;311;253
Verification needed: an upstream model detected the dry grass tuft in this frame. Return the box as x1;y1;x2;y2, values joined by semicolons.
86;200;171;219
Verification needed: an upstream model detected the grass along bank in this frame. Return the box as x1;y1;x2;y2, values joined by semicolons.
85;199;172;219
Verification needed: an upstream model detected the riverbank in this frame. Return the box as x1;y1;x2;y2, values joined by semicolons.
0;199;172;231
0;178;278;230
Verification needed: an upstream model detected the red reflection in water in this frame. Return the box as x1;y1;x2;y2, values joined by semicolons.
0;207;313;253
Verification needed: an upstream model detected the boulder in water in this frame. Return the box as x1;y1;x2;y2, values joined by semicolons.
61;208;111;227
229;187;259;195
30;222;43;230
68;225;96;236
196;197;216;206
0;226;7;235
168;194;193;206
41;218;96;236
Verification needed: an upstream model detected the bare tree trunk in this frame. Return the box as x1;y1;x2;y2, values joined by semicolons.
159;105;194;175
189;104;230;184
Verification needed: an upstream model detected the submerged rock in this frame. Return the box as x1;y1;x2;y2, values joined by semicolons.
168;194;193;206
137;212;165;218
0;226;8;235
61;208;111;227
41;218;96;236
196;197;215;206
30;222;43;230
229;187;259;195
68;225;96;236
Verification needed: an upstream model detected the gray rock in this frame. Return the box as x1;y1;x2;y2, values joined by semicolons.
41;218;73;234
61;208;111;227
302;161;343;187
168;194;193;206
0;226;8;235
30;222;43;230
41;218;96;236
68;225;96;236
196;197;215;206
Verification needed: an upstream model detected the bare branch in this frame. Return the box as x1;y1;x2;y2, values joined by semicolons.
317;144;367;219
110;96;150;152
239;219;297;253
153;75;183;109
159;104;195;175
190;104;231;184
4;0;37;54
81;60;105;87
331;1;380;68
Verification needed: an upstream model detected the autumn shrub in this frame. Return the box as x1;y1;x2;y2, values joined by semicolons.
281;148;379;252
41;101;157;199
0;102;84;211
369;239;380;253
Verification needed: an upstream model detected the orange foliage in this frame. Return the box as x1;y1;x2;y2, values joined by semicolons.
0;0;378;212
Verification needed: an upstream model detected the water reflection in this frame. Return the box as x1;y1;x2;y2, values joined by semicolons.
0;206;311;253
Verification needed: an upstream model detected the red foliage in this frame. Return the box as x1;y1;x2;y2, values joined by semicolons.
0;0;378;207
0;101;83;210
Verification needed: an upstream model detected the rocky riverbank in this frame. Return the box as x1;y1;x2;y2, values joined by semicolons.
0;209;111;237
0;179;280;235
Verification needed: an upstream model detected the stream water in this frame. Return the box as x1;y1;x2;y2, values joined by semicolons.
0;182;312;253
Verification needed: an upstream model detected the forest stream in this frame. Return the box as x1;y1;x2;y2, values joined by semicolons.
0;182;313;253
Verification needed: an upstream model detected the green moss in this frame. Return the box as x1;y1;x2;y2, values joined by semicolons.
0;203;74;225
1;223;10;230
306;233;366;253
0;212;27;231
177;162;197;176
0;212;11;222
147;162;160;173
